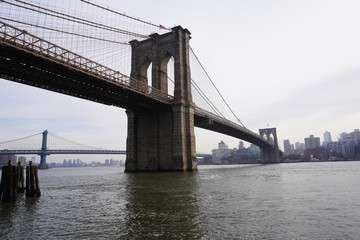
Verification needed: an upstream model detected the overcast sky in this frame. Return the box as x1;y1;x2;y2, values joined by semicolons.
1;0;360;162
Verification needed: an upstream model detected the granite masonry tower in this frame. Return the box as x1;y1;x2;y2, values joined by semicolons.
125;26;197;172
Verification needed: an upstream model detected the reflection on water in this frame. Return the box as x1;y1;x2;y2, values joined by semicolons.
1;162;360;239
122;172;203;239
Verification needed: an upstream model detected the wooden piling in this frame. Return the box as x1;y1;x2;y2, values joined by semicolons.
1;160;40;202
0;160;17;202
26;161;41;197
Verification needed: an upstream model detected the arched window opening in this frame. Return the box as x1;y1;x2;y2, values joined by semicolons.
140;58;152;86
146;62;153;87
159;53;174;96
262;134;268;140
167;57;175;96
268;133;274;144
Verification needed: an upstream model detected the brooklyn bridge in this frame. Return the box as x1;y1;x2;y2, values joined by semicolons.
0;0;280;171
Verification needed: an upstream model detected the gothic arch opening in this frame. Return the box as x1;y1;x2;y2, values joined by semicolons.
268;133;274;144
140;58;152;86
262;133;268;140
167;57;175;96
160;53;175;96
146;62;153;88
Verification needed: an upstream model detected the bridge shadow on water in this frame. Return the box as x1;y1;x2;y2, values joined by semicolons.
121;171;204;239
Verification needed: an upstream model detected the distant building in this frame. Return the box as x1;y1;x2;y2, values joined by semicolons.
326;140;357;158
212;140;233;163
294;142;305;155
304;135;321;150
17;156;26;166
304;147;334;161
236;144;260;160
323;131;332;145
339;132;352;141
283;140;293;155
351;129;360;141
0;154;17;166
238;141;245;150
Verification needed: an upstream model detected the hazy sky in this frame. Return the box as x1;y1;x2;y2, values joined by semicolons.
1;0;360;162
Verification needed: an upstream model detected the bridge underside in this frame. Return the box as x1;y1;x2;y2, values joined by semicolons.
194;115;281;163
194;115;269;149
0;44;169;111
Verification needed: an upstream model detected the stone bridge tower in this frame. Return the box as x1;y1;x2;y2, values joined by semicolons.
259;128;281;163
125;26;197;172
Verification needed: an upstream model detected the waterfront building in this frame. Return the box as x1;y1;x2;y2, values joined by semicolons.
326;140;357;158
323;131;332;145
294;142;305;155
238;141;245;150
283;139;293;155
235;144;261;160
304;135;321;150
0;154;17;166
339;132;352;141
17;156;26;166
212;140;233;163
351;129;360;141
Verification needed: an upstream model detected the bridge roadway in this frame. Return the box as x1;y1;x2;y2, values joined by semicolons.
0;21;274;150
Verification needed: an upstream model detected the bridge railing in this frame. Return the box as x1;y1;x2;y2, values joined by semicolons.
194;107;274;147
0;21;173;104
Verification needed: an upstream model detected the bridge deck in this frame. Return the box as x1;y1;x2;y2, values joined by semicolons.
0;21;172;110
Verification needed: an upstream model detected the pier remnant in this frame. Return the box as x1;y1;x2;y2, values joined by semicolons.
26;161;41;197
0;160;40;202
0;161;18;201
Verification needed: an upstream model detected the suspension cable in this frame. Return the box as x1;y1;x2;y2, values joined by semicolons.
191;79;225;117
48;132;102;150
4;0;148;38
80;0;169;30
0;17;129;45
190;46;246;127
167;58;224;116
0;132;42;145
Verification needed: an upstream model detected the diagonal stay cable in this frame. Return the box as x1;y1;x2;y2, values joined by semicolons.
189;46;246;128
191;78;225;117
167;58;224;117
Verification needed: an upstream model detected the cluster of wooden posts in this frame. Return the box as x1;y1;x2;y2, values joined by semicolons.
0;161;41;202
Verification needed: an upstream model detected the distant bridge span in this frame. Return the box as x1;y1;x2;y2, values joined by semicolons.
0;150;126;155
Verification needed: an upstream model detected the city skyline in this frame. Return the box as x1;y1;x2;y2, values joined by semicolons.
1;0;360;156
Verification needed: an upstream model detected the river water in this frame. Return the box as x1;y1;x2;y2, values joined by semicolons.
1;162;360;239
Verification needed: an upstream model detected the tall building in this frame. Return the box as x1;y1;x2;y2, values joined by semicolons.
351;129;360;141
339;132;351;140
323;131;332;144
238;141;245;150
0;155;17;166
17;156;26;166
236;144;260;160
212;141;233;163
283;140;293;154
304;135;321;150
218;140;228;150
